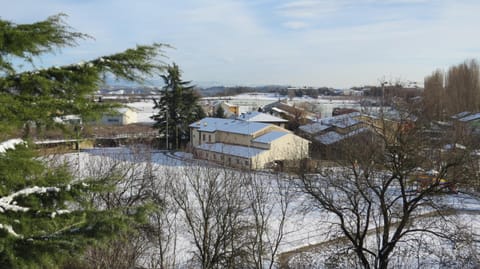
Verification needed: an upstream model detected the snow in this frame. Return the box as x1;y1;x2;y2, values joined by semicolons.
0;139;25;153
252;131;289;144
190;117;271;135
237;111;288;123
459;112;480;122
0;186;61;213
315;127;369;145
0;224;21;237
127;101;157;124
55;147;480;268
299;123;331;135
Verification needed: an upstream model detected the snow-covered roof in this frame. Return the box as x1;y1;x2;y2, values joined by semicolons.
190;117;271;135
299;123;331;135
315;127;369;145
299;112;360;135
237;111;288;123
459;112;480;122
315;131;344;145
196;143;265;158
451;111;471;119
252;131;289;144
320;112;361;128
0;139;24;153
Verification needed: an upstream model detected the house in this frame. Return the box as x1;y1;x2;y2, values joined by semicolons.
451;111;480;136
236;111;288;128
220;101;240;117
189;117;309;170
100;107;138;125
298;112;370;158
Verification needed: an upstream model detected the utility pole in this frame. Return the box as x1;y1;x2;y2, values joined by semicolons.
166;111;169;150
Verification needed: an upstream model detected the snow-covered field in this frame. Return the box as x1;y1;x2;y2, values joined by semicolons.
62;147;480;268
123;93;364;126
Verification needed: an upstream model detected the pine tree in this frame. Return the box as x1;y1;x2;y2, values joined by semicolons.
0;14;167;268
151;63;205;149
214;105;226;118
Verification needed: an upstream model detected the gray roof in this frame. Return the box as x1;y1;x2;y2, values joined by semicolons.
451;111;471;119
320;112;360;128
459;112;480;122
299;112;360;135
190;117;271;135
315;131;343;145
252;131;289;144
237;112;288;123
196;143;265;158
299;123;331;135
315;127;369;145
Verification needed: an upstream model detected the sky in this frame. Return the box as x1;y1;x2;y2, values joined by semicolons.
3;0;480;88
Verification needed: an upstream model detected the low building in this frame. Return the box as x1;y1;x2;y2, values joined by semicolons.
189;117;309;170
100;107;138;125
298;112;369;158
220;101;240;117
237;111;288;128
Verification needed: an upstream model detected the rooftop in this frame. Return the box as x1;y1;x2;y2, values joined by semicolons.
252;131;289;144
315;127;369;145
237;111;288;123
299;112;360;135
459;112;480;122
190;117;271;135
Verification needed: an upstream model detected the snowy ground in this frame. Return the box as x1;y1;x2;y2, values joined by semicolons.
61;147;480;268
123;93;364;126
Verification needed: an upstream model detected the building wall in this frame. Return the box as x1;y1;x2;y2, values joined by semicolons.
216;131;252;146
194;149;252;169
191;129;216;147
100;109;137;125
248;134;309;169
122;109;137;124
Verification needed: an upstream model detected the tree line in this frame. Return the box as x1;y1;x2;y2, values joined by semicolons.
423;59;480;121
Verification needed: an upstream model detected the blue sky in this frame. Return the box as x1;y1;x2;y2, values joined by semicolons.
4;0;480;88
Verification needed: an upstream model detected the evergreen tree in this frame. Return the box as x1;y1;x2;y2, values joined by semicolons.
0;14;167;268
151;63;205;149
214;105;226;118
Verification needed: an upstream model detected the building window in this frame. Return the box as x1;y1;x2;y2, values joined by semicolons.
208;134;211;142
236;159;240;164
228;157;231;164
203;134;206;141
245;160;249;166
220;155;224;160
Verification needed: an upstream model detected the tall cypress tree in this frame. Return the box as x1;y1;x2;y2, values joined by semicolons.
151;63;205;149
0;14;167;268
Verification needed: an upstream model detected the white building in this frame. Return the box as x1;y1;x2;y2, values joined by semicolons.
100;107;138;125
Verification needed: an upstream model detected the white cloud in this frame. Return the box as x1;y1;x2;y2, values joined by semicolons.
283;21;309;29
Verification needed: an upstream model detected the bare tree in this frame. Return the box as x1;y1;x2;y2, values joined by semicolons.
296;109;472;269
423;70;446;121
170;164;252;269
144;165;181;269
243;171;293;269
445;59;480;115
65;146;166;269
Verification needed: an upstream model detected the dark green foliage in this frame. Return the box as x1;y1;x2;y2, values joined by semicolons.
214;105;225;118
151;63;205;149
0;14;166;268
